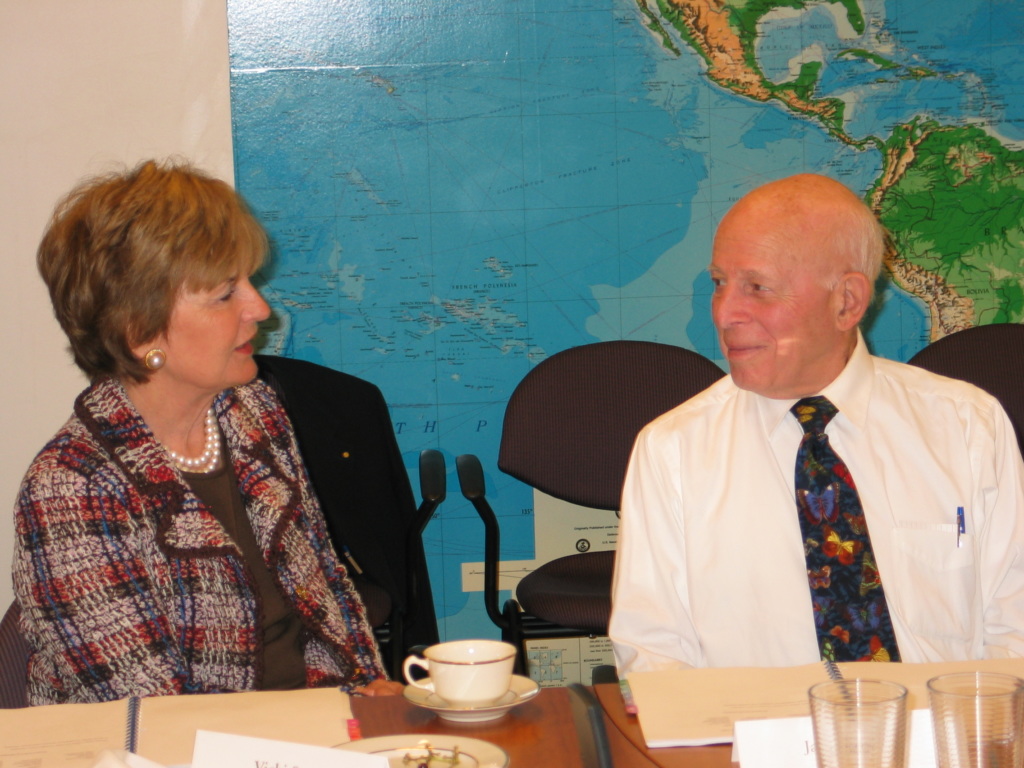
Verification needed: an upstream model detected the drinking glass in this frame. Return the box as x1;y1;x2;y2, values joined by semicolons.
928;671;1024;768
809;678;908;768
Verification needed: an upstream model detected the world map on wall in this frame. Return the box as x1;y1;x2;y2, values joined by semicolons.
228;0;1024;640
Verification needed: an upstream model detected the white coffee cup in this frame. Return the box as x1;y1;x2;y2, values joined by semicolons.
402;639;516;707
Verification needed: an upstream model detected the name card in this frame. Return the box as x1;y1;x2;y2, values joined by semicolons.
733;709;936;768
191;730;387;768
733;714;816;768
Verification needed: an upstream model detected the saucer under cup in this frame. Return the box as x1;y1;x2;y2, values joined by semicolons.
403;674;541;723
403;639;516;707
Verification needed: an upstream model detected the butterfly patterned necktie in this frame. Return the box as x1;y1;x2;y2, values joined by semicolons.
792;396;900;663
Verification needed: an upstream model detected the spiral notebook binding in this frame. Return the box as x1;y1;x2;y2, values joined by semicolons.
125;696;141;753
823;659;842;680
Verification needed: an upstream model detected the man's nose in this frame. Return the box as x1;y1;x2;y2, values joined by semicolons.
712;284;744;328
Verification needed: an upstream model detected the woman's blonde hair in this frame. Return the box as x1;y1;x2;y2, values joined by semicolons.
38;159;268;383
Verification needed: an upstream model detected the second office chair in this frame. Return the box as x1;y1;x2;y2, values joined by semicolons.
458;340;725;674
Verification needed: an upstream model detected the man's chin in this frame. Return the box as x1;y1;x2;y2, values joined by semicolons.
728;367;773;397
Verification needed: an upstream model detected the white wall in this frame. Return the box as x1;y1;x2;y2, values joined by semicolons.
0;0;234;610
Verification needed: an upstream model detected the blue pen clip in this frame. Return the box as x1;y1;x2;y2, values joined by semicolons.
957;506;965;548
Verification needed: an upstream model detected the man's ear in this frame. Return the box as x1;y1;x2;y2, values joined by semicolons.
832;271;871;331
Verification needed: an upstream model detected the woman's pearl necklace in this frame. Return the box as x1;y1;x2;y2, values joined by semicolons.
167;408;221;474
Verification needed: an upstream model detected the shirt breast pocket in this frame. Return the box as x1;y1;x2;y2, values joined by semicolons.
890;527;977;640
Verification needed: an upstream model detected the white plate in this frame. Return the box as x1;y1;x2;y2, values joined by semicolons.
403;674;541;723
338;733;509;767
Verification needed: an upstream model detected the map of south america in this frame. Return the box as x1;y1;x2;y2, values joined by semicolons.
874;121;1024;334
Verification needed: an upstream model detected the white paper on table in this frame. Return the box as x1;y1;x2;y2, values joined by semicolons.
137;686;354;766
733;715;817;768
908;709;937;767
90;750;169;768
191;730;387;768
733;708;936;768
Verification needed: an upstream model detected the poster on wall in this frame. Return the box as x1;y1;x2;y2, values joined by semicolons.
227;0;1024;641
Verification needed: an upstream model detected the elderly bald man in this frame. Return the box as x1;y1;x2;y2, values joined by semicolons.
610;174;1024;673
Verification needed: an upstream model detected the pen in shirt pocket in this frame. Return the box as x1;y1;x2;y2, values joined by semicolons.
956;506;966;548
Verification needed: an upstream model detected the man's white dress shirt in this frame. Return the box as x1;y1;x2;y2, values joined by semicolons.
610;333;1024;673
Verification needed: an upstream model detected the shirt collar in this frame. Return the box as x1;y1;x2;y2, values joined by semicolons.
754;330;874;434
820;330;873;431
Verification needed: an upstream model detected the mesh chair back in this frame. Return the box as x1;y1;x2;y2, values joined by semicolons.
908;323;1024;455
499;340;725;510
0;602;30;708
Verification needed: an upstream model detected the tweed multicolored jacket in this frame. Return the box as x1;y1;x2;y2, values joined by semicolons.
13;376;386;705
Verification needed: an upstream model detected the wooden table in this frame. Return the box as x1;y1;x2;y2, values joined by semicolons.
351;683;734;767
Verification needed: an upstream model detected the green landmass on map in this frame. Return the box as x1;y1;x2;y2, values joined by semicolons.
838;49;936;80
900;67;936;81
874;121;1024;330
637;0;1021;339
636;0;682;55
838;49;898;70
635;0;875;144
727;0;865;39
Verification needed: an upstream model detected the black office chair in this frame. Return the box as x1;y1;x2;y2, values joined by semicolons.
907;323;1024;455
0;602;30;708
457;340;725;673
257;355;443;678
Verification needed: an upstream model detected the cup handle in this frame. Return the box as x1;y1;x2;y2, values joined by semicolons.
402;655;432;690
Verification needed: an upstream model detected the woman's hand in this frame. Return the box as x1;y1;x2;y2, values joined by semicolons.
353;679;405;696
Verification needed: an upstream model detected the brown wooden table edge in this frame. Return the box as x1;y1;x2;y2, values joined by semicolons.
349;683;735;767
351;686;583;765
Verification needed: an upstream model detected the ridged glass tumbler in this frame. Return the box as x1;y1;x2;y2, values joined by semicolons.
928;672;1024;768
809;678;908;768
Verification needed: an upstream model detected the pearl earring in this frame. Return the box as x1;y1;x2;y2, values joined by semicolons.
144;348;166;370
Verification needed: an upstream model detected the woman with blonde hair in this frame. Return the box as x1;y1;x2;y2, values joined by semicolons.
14;160;400;704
